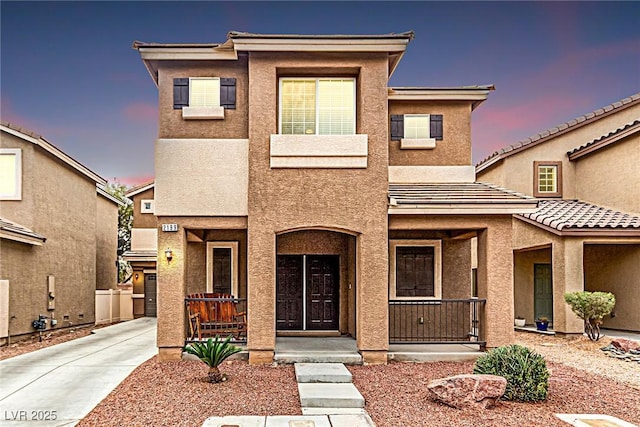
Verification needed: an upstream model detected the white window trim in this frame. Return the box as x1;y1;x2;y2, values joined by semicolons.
206;241;239;296
389;239;442;300
278;77;356;135
400;114;436;149
0;148;22;200
140;199;155;214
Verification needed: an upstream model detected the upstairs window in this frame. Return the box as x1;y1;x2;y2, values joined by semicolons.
0;148;21;200
279;78;355;135
391;114;443;149
534;161;562;197
173;77;236;110
140;199;155;214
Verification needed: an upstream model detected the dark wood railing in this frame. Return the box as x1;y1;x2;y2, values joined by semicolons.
389;299;485;345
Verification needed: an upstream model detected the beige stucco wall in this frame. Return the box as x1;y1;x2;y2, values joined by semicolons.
575;132;640;213
477;101;640;198
246;51;390;363
155;138;248;216
157;58;249;140
584;244;640;331
96;194;118;290
388;101;472;166
0;132;98;337
132;187;157;228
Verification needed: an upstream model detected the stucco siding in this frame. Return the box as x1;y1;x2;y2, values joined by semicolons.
155;138;249;216
132;187;157;228
96;194;118;290
575;134;640;213
389;101;472;166
513;248;551;324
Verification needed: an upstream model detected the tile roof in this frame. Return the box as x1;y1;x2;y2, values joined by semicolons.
476;92;640;172
518;200;640;233
389;182;535;205
0;217;46;243
567;120;640;158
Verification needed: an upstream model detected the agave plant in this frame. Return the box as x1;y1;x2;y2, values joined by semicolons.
184;335;242;383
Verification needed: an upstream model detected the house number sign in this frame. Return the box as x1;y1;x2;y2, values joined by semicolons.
162;223;178;232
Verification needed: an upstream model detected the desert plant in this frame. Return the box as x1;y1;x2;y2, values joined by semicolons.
473;344;549;402
564;291;615;341
183;335;242;383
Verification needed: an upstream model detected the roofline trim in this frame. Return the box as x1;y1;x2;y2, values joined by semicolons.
126;181;155;198
97;185;127;206
515;215;640;237
568;121;640;161
1;123;106;185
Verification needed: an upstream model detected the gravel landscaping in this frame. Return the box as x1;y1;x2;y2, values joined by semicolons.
5;327;639;426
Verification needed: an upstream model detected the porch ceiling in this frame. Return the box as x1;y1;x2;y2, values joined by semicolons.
517;199;640;237
388;182;537;214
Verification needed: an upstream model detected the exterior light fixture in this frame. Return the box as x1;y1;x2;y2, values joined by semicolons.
165;248;173;262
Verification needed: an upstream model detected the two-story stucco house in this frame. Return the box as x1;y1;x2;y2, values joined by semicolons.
476;93;640;334
0;121;122;344
133;31;537;364
122;180;158;318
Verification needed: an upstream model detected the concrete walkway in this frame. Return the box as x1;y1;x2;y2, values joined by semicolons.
0;317;156;426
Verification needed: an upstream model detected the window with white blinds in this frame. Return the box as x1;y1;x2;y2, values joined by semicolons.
404;115;430;139
190;78;220;107
280;78;355;135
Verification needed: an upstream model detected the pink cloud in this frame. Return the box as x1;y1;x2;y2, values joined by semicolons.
122;102;157;122
111;174;155;188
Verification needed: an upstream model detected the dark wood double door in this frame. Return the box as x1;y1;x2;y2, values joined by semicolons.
276;255;339;331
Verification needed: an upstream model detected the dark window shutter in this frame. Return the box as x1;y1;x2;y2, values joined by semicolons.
390;115;404;140
430;114;443;141
173;78;189;109
220;78;236;109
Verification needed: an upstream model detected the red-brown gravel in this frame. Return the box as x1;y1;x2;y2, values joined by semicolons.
78;358;301;427
350;361;640;427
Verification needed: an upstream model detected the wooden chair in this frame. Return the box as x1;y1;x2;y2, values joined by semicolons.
186;293;247;340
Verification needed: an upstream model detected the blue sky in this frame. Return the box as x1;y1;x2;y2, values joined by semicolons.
2;1;639;186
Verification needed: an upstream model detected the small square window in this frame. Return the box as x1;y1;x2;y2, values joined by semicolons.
404;115;430;139
189;78;220;108
141;199;155;214
0;148;22;200
534;161;562;197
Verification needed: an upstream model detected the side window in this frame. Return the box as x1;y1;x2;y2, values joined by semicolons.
389;240;442;300
173;77;236;118
140;199;155;214
279;78;355;136
0;148;22;200
391;114;443;149
533;161;562;197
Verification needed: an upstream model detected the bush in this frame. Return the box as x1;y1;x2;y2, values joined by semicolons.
184;335;242;383
564;291;615;341
473;344;549;402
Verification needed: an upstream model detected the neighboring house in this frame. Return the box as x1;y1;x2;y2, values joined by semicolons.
476;94;640;333
0;121;122;344
133;31;537;364
122;180;158;317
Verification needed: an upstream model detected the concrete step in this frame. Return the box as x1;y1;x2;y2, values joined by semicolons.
301;408;368;415
388;351;483;363
298;383;364;408
275;352;362;365
295;363;352;383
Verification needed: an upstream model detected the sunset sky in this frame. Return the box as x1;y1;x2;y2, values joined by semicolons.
2;1;639;186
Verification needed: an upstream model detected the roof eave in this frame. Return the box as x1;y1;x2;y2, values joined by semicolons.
0;230;46;246
515;215;640;237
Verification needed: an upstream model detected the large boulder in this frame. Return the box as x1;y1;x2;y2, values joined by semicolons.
610;338;640;353
427;374;507;409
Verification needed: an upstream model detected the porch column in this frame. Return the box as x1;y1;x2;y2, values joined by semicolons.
157;223;186;361
356;231;389;364
477;217;514;348
552;238;584;334
247;227;276;364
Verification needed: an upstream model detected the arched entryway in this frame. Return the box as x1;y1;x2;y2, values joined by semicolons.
275;229;357;337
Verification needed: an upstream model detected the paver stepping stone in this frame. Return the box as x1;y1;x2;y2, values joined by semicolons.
298;383;364;408
295;363;352;383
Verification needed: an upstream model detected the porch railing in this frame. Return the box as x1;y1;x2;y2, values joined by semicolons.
389;299;485;345
184;295;247;344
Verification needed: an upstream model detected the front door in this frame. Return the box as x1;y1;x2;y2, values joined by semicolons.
276;255;339;331
534;264;553;322
144;274;157;317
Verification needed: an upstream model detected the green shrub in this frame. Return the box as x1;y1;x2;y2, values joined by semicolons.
184;335;242;383
473;344;549;402
564;291;615;341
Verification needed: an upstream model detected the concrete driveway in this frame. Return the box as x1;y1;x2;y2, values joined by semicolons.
0;317;156;426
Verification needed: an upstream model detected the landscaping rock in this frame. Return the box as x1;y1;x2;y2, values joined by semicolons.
610;338;640;353
427;374;507;409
